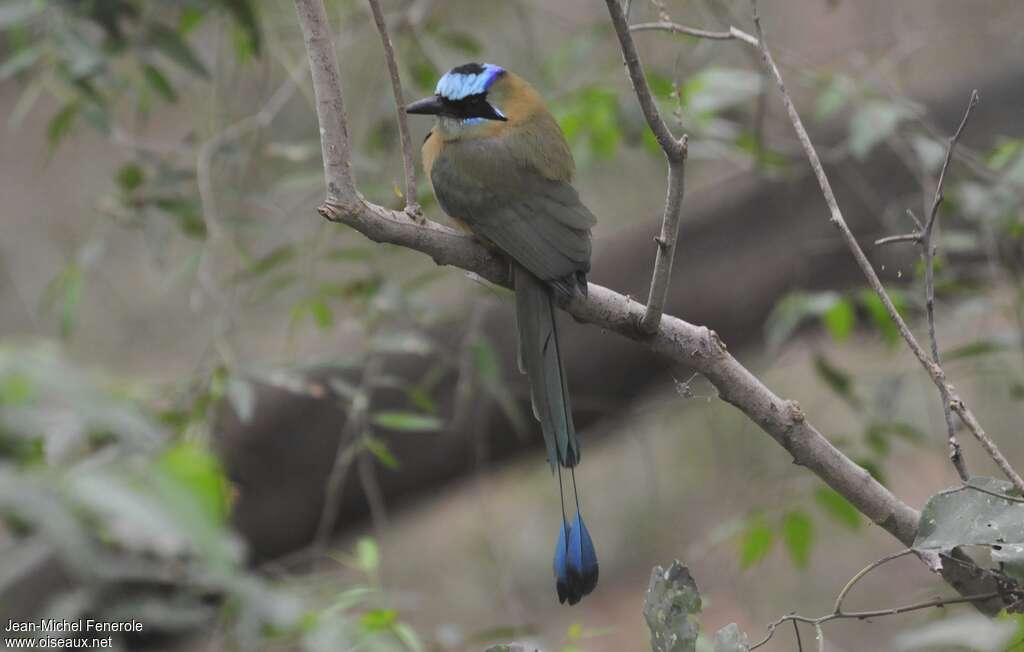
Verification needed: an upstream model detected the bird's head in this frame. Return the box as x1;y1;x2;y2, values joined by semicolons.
407;62;551;139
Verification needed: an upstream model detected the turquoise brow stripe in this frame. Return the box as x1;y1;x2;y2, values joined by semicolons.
435;64;505;100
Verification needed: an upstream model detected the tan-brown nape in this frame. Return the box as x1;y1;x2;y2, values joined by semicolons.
485;73;575;182
486;72;548;125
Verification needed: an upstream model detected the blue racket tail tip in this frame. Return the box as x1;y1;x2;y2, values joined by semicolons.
553;510;598;605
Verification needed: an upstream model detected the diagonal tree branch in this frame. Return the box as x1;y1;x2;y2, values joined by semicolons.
292;0;1004;613
295;0;359;205
604;0;688;335
747;1;1024;496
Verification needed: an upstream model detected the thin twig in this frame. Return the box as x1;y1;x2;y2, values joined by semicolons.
919;90;979;482
194;69;302;364
748;1;1024;495
938;481;1024;504
630;21;739;41
633;19;762;48
313;358;380;557
366;0;421;220
792;619;803;652
874;233;921;246
604;0;688;335
358;446;390;534
832;549;914;614
750;590;1001;650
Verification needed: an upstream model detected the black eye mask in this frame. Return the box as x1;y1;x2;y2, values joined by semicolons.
441;93;506;122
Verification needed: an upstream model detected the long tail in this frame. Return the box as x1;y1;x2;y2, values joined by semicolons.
514;264;579;469
513;265;598;605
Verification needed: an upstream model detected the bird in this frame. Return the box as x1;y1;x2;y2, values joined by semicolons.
406;63;599;605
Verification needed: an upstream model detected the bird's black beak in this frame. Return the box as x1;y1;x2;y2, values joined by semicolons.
405;95;444;116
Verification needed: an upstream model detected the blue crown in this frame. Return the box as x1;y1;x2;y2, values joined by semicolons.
435;63;505;101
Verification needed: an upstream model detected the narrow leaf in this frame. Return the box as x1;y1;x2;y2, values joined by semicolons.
370;411;442;432
142;63;177;102
814;488;861;531
739;518;774;568
781;510;813;568
147;24;209;77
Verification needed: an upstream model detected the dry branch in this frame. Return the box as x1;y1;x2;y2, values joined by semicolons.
604;0;687;335
292;0;1004;613
747;3;1023;495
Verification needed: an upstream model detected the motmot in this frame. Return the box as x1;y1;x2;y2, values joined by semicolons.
406;63;599;605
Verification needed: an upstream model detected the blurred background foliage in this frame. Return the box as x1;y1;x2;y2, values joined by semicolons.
2;0;1024;650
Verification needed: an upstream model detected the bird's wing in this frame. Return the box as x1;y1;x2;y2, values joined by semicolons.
430;141;595;295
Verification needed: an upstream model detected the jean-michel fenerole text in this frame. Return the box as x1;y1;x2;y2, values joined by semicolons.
5;619;143;634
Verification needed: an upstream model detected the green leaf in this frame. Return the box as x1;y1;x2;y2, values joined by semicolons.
554;86;622;163
407;57;438;91
44;264;82;338
364;435;400;470
219;0;262;56
393;621;424;652
764;291;842;351
471;336;527;433
405;387;435;413
857;289;903;345
146;24;209;78
848;100;912;160
360;608;397;632
987;138;1023;171
685;67;761;116
914;477;1024;552
0;46;42;81
237;245;296;281
472;337;500;385
781;510;813;568
142;63;177;102
865;421;924;459
812;354;859;407
814;487;861;531
355;537;380;573
822;298;855;341
158;441;230;523
0;372;35;405
116;163;145;192
329;586;372;611
713;623;750;652
178;7;205;33
370;411;442;432
646;73;675;100
734;133;789;169
291;298;333;331
47;102;79;149
814;73;855;121
865;423;890;456
230;23;257;62
152;197;207;238
944;338;1011;362
739;518;774;568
